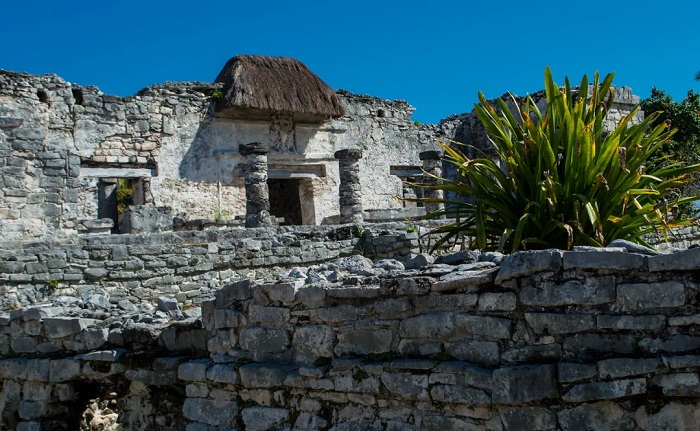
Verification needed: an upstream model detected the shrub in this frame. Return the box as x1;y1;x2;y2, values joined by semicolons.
421;67;700;253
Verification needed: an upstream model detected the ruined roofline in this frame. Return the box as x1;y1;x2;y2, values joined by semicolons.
438;84;641;126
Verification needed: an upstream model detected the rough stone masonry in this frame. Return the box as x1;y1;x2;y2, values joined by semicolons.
2;239;700;430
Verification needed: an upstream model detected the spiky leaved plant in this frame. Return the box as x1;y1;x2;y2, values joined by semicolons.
418;67;700;252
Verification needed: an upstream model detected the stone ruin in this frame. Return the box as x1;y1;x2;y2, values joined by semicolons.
3;55;700;430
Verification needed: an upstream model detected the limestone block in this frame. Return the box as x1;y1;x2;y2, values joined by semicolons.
292;325;335;358
373;298;412;315
520;277;615;306
651;372;700;396
597;315;666;331
598;358;662;379
178;360;211;382
430;384;490;404
557;402;634;431
22;382;52;401
49;358;81;382
492;364;558;404
431;268;498;292
380;372;429;400
316;305;357;323
478;292;517;311
563;249;645;270
242;406;289;431
249;305;290;323
214;309;246;329
239;327;289;353
11;336;37;353
399;312;454;339
648;247;700;271
215;279;252;308
239;364;291;388
182;398;238;426
335;328;393;355
562;378;646;402
43;317;97;338
635;401;700;431
204;364;238;385
445;340;500;367
558;363;597;383
495;250;563;284
456;314;512;339
25;359;50;382
502;344;562;364
525;313;595;335
433;362;493;390
616;281;685;310
500;406;556;431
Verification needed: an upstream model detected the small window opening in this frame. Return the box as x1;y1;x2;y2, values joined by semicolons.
37;89;49;103
72;88;84;105
377;109;386;118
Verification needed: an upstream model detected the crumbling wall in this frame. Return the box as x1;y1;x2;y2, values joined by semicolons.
3;245;700;430
0;70;440;239
182;247;700;430
0;222;445;311
337;91;438;212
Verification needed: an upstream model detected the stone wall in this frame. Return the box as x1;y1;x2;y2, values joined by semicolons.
3;246;700;430
0;222;445;311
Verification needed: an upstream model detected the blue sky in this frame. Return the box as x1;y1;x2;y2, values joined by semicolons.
3;1;699;123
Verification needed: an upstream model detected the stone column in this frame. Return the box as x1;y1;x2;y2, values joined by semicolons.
334;149;363;224
239;142;272;228
419;150;444;216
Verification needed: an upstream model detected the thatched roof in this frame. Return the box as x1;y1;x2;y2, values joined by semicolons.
214;55;344;122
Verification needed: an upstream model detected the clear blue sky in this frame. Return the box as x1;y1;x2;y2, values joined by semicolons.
3;1;699;123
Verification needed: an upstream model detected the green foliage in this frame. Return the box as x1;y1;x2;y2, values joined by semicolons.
211;89;224;101
414;120;421;127
419;67;700;253
406;225;418;233
641;88;700;217
116;179;133;214
46;279;60;289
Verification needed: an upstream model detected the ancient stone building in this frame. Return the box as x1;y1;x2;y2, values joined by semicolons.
0;55;437;242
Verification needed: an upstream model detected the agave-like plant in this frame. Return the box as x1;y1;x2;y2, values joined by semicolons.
417;67;700;252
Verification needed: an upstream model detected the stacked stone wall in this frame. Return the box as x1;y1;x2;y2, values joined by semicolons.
3;246;700;429
0;222;447;311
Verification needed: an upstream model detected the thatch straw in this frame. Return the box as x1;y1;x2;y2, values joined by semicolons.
214;55;344;122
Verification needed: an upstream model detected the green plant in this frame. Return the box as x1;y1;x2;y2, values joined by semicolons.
406;225;418;233
642;88;700;218
211;89;223;101
414;120;421;127
115;179;133;214
418;67;700;252
46;279;60;289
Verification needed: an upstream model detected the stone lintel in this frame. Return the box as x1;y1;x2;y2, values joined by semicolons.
239;142;269;156
334;149;362;160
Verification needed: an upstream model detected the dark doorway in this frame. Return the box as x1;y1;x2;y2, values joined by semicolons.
97;179;119;233
268;179;303;225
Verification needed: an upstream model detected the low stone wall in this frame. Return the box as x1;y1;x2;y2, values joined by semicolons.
174;247;700;430
3;239;700;430
0;222;448;311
